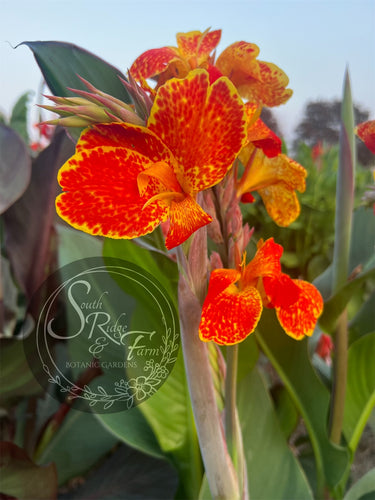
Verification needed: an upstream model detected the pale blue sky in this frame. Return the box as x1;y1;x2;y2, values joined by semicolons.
1;0;374;141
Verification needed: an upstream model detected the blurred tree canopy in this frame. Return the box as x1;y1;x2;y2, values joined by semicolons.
293;100;373;166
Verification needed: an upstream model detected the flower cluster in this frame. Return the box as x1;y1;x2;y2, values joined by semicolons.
50;28;323;344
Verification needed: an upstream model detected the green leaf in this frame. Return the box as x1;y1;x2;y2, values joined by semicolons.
54;444;178;500
0;442;57;500
238;367;313;500
0;338;42;407
9;91;32;144
138;349;203;499
349;289;375;343
20;41;131;103
343;468;375;500
0;124;31;213
256;310;350;495
332;69;355;293
56;224;103;267
96;408;165;459
102;238;202;499
319;266;375;333
36;409;117;486
343;333;375;452
103;238;178;308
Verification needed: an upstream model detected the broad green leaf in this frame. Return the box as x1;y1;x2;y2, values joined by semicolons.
256;310;350;494
36;409;117;486
9;91;32;144
21;41;131;103
314;206;375;301
56;223;103;267
138;349;203;499
103;238;178;308
96;408;164;459
349;289;375;343
343;333;375;452
0;442;57;500
0;338;42;407
0;124;31;213
319;266;375;333
238;367;313;500
343;468;375;500
102;238;202;499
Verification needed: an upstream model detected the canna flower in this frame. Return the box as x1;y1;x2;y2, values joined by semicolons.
130;29;221;92
355;120;375;154
199;238;323;345
237;108;306;226
130;29;292;107
56;70;247;250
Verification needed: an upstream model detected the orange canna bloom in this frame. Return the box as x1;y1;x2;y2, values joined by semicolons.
199;238;323;345
237;121;306;226
130;29;221;92
355;120;375;154
130;29;292;107
56;70;247;250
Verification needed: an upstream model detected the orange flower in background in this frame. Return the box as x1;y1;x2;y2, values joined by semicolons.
237;145;306;227
215;41;293;107
130;29;293;107
130;29;221;92
355;120;375;154
199;238;323;345
56;70;247;250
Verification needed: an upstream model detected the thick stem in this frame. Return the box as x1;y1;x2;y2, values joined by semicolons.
178;275;239;500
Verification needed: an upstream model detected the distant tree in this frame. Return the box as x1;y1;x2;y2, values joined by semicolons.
293;100;373;166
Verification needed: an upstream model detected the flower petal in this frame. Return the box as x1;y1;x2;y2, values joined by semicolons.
57;146;169;239
263;273;301;308
216;41;261;83
258;184;301;226
148;69;247;193
176;29;221;64
165;195;212;249
57;123;177;239
275;280;323;339
355;120;375;154
243;237;282;284
130;46;185;81
199;270;262;345
243;61;293;107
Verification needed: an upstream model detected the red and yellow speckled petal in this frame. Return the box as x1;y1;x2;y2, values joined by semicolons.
76;123;176;166
356;120;375;154
129;46;182;80
148;69;247;192
56;147;170;239
248;118;282;157
165;195;212;249
258;184;301;227
176;31;203;60
275;280;323;339
239;61;293;107
216;41;261;83
197;29;221;59
243;238;282;284
199;282;262;345
263;274;301;308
